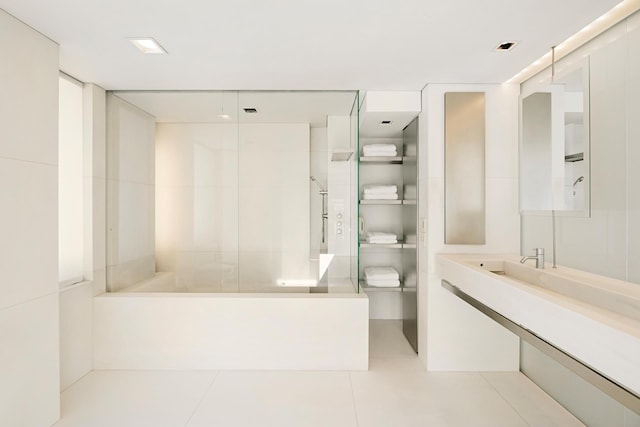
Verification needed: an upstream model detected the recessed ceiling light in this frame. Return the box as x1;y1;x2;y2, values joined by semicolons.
219;114;231;120
380;120;392;125
243;108;258;113
128;38;167;54
495;41;517;51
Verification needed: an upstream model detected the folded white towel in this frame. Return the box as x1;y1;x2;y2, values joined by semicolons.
367;232;396;239
363;144;396;152
366;232;398;244
363;150;397;157
364;267;399;281
362;193;398;200
366;279;401;288
367;238;397;244
363;185;398;195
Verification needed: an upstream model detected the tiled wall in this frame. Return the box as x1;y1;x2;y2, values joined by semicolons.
0;9;61;426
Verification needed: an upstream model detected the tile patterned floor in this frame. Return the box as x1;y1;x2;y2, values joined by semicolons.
54;320;584;427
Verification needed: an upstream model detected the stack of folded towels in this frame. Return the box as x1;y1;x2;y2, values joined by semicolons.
366;231;398;244
362;144;397;157
364;266;400;288
362;184;398;200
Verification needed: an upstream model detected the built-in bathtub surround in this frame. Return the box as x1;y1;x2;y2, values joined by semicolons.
93;291;369;370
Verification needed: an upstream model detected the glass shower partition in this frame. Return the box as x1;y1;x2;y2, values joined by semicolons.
351;92;360;293
106;90;359;293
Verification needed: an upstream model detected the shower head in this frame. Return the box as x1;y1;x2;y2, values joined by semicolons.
572;176;584;186
310;176;326;192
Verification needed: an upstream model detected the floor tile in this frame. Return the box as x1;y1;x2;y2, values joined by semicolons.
53;370;217;427
350;369;529;427
51;320;585;427
186;371;358;427
482;372;585;426
369;319;417;359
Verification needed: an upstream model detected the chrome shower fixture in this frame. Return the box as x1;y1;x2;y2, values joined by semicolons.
310;176;327;193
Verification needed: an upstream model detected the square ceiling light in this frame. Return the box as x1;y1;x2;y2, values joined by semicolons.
129;37;167;54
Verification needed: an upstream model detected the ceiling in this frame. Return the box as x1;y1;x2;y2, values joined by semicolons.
0;0;621;90
115;91;357;127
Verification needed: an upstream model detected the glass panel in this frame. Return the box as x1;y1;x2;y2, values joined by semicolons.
153;91;240;292
106;90;357;293
444;92;486;244
236;91;357;293
351;92;360;293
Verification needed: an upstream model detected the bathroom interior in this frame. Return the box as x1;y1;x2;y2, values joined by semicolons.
2;1;640;426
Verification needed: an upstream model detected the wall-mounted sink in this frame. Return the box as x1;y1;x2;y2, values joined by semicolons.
468;258;640;323
436;253;640;399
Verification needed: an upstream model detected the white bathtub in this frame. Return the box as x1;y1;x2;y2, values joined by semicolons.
94;274;369;370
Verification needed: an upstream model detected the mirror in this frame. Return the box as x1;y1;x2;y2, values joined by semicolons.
520;61;590;216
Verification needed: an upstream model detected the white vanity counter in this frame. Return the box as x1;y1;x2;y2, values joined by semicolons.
436;253;640;397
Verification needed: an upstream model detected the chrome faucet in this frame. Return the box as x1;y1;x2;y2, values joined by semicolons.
520;248;545;269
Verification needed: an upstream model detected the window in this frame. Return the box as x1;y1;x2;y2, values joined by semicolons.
58;74;84;286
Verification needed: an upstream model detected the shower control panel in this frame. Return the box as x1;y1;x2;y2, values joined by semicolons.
334;203;344;238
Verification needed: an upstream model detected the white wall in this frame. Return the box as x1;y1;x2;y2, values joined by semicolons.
106;95;156;291
419;83;521;371
520;11;640;425
0;9;60;426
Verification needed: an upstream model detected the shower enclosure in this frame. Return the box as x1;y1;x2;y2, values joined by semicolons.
105;90;360;293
